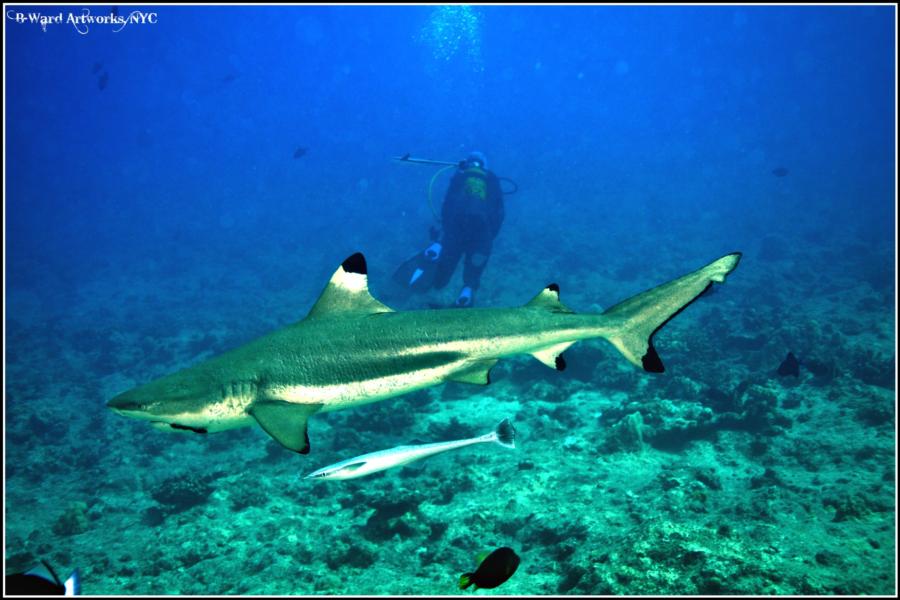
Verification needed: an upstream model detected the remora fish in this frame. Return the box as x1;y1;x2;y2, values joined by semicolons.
107;251;742;454
305;418;516;480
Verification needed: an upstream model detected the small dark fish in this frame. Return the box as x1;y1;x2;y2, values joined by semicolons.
772;167;789;177
459;547;520;590
293;146;308;159
98;71;109;91
91;62;103;75
221;72;238;85
5;561;80;595
777;351;800;377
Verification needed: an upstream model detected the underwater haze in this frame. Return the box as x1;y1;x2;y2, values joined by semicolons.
4;4;896;595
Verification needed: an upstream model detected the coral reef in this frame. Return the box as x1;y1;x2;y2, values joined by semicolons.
151;474;220;515
51;501;89;536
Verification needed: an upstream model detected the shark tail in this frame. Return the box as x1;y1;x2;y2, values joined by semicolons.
492;418;516;449
600;252;742;373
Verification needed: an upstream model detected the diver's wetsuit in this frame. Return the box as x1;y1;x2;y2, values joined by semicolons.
432;165;505;292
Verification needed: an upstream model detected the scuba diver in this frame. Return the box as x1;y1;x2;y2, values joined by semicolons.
393;151;505;307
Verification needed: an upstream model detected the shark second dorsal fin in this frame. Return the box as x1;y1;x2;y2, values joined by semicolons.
526;283;573;313
306;253;394;319
248;400;322;454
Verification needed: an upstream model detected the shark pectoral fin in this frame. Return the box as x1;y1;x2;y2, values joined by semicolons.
248;401;321;454
449;359;498;385
525;283;574;313
305;253;395;320
531;342;574;371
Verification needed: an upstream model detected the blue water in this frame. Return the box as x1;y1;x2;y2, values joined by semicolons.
5;5;896;595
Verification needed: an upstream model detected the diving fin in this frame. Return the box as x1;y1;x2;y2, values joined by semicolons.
392;250;437;292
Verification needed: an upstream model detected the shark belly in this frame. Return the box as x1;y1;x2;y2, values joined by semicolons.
193;397;256;432
152;410;253;434
266;358;469;412
260;322;592;413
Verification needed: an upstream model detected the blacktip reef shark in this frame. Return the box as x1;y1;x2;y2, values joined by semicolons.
305;418;516;481
108;251;742;454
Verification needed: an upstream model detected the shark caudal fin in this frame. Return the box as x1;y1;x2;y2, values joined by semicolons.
601;252;741;373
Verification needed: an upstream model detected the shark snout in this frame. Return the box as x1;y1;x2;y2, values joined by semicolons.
106;391;145;415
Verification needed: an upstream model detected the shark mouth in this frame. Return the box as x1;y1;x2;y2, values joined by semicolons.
156;421;208;434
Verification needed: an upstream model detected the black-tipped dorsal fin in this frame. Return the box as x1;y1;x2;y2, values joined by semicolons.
306;253;394;319
526;283;573;313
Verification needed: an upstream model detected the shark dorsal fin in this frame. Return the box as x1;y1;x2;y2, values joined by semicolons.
525;283;573;313
306;253;394;319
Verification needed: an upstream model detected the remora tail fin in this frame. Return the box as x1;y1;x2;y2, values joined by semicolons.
601;252;741;373
492;418;516;449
